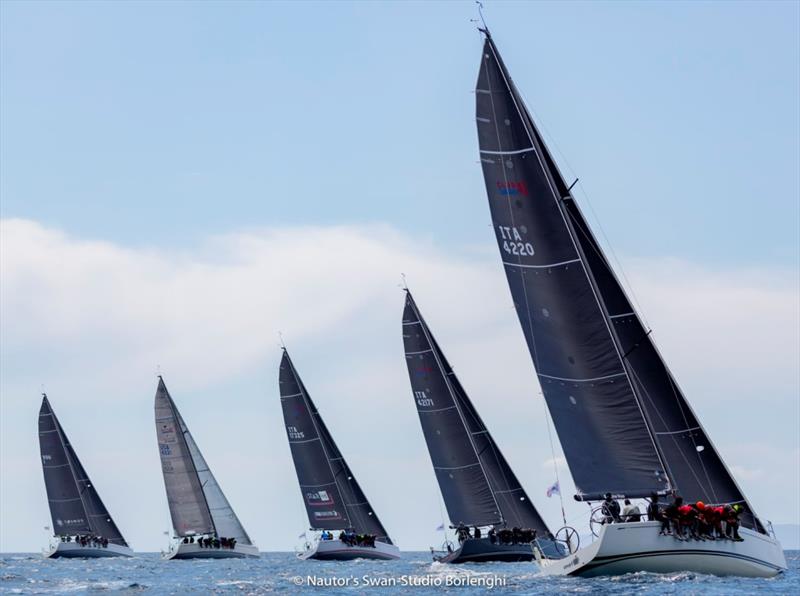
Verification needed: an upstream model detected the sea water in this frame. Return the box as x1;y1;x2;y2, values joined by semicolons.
1;551;797;594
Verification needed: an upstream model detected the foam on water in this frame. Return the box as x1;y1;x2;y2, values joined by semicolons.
0;551;796;594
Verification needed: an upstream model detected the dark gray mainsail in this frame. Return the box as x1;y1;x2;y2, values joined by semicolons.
402;290;553;534
475;31;763;530
279;349;393;543
38;395;128;545
154;377;253;542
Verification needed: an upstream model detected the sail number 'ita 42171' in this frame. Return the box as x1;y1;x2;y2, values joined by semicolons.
497;225;534;257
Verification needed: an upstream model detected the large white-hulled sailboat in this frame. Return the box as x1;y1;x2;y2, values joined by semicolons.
473;27;786;577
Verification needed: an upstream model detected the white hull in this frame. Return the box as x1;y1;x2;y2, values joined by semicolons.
539;521;786;578
44;541;133;559
163;541;260;560
298;538;400;561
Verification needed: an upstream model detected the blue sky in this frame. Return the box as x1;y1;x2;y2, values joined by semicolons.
2;0;798;262
1;1;798;552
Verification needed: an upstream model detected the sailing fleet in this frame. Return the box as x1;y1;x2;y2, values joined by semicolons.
34;28;787;579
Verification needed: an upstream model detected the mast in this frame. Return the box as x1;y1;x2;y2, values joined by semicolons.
38;395;128;545
279;350;392;542
403;290;553;534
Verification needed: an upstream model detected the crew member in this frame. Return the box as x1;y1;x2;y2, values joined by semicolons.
601;493;622;524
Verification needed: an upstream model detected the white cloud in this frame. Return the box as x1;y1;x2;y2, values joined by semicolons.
1;218;797;552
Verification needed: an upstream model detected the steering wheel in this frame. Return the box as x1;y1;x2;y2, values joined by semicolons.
554;526;580;554
589;506;608;537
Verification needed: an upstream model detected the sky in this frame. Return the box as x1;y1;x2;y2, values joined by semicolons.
0;1;798;553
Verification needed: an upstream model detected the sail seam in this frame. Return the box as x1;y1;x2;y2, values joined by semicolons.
289;437;322;445
538;372;626;383
655;426;701;436
299;482;338;488
418;405;458;413
405;349;433;356
502;258;580;269
435;462;482;471
480;147;535;156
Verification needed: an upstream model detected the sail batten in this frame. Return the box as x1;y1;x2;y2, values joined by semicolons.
38;395;128;546
475;32;763;531
402;291;553;534
279;350;393;543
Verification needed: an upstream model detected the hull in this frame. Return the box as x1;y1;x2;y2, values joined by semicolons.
539;521;787;578
298;539;400;561
163;541;260;560
435;537;565;564
435;538;534;563
44;541;133;559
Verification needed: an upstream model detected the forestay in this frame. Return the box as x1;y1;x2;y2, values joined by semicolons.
38;395;128;546
279;350;392;543
403;290;552;534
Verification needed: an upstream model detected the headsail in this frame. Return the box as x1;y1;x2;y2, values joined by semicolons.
279;349;393;543
475;31;763;530
38;395;128;545
402;290;553;534
154;377;252;542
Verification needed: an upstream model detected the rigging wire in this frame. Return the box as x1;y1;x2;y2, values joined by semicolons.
541;391;567;528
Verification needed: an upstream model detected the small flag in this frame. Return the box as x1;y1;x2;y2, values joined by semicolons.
435;523;445;532
546;481;560;498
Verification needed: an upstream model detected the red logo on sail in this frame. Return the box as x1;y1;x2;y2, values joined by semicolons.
496;180;528;196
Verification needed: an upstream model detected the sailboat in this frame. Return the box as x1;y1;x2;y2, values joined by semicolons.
38;394;133;558
154;376;259;559
279;348;400;560
402;290;567;563
473;28;787;577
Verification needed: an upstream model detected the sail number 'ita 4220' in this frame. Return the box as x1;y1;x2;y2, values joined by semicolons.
497;225;534;257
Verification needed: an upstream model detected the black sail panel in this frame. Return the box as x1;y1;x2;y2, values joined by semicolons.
403;292;552;533
565;200;763;530
475;35;668;499
279;351;393;543
402;296;501;526
38;396;128;545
